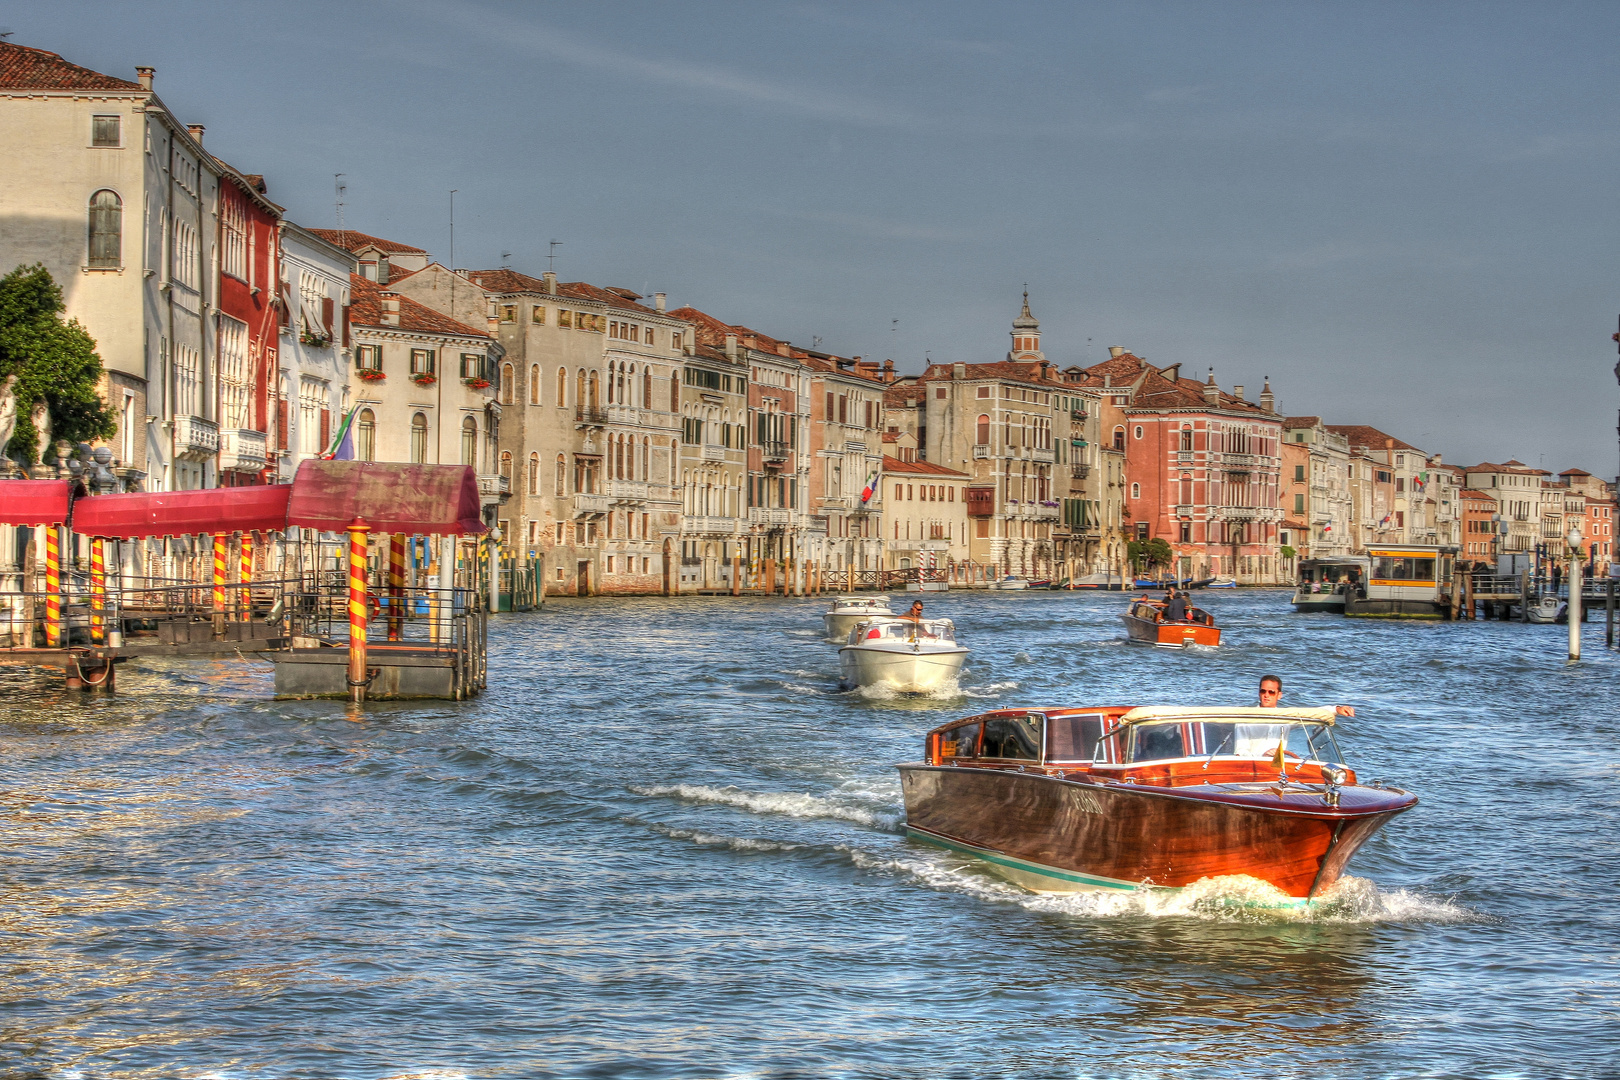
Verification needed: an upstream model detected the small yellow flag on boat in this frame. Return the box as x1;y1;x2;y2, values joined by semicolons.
1271;741;1288;772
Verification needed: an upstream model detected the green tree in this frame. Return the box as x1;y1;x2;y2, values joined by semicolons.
1126;537;1174;573
1279;545;1297;560
0;263;116;464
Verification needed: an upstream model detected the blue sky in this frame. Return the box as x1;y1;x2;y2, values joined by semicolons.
12;1;1619;472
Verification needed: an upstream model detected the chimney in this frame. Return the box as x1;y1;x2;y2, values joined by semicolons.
776;342;791;357
1103;374;1112;388
379;293;400;327
542;271;557;295
1259;377;1274;414
1203;368;1220;404
953;362;966;380
136;67;154;91
487;316;500;337
1109;346;1124;358
1233;385;1245;401
654;292;666;313
884;359;896;382
725;333;738;359
187;124;204;145
1160;363;1180;382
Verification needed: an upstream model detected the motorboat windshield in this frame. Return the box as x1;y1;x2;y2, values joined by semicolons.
848;617;957;644
1121;719;1344;765
829;595;893;613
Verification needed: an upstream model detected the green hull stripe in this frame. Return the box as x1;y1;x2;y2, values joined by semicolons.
906;827;1142;891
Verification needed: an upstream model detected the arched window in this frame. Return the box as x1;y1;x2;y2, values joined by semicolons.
1180;424;1193;451
356;408;376;462
645;367;653;409
976;413;990;444
501;363;515;405
410;413;427;463
1131;482;1140;499
576;369;586;411
588;370;600;409
606;361;615;404
529;364;541;405
670;375;679;413
557;367;568;406
1134;425;1144;440
554;453;566;496
643;436;651;483
499;450;512;479
528;452;539;495
87;189;122;268
1113;426;1126;452
461;416;478;467
627;364;637;407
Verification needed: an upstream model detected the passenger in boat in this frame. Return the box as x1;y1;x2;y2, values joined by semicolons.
1163;589;1189;623
1257;674;1354;717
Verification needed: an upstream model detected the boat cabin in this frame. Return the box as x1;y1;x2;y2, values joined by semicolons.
849;616;957;645
829;595;893;612
926;706;1351;786
1346;544;1458;618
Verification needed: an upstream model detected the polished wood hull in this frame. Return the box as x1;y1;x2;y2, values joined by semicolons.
898;764;1411;898
1121;614;1222;648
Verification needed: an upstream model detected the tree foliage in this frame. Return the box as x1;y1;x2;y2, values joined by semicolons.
0;263;116;464
1127;537;1174;572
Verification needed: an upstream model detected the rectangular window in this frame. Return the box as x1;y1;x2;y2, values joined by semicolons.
357;345;383;371
92;115;120;147
1294;493;1305;514
1294;464;1305;482
558;309;573;328
410;349;435;375
501;304;516;322
532;305;546;323
672;332;683;351
461;353;484;380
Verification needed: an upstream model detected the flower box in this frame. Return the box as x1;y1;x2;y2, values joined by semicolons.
300;329;331;347
412;373;438;386
356;368;386;382
463;378;491;390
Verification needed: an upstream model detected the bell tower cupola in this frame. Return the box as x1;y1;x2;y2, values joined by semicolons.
1008;287;1044;362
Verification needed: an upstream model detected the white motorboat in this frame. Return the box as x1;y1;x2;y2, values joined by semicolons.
1205;575;1238;589
992;575;1030;591
1525;594;1560;624
839;617;969;693
823;595;896;641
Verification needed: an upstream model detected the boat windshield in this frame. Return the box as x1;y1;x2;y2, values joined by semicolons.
981;715;1041;761
1300;562;1362;584
1128;721;1344;764
855;620;955;643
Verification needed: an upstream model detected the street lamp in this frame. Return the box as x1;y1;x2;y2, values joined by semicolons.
1567;523;1584;662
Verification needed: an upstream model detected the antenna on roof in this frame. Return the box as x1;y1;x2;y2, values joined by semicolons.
448;189;458;271
547;240;563;273
0;29;14;40
333;174;346;242
501;250;512;268
812;336;823;350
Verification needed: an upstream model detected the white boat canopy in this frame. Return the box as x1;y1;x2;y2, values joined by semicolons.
1117;706;1338;726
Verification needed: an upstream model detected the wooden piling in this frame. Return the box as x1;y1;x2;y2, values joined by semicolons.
731;555;741;596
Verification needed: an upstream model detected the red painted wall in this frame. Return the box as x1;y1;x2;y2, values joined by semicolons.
216;181;280;486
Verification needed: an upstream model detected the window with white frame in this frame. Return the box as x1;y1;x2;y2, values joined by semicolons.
299;271;326;337
218;315;250;428
298;379;325;456
174;342;200;416
171;219;199;289
222;196;247;280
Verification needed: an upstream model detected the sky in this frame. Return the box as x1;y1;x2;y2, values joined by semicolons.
9;1;1619;473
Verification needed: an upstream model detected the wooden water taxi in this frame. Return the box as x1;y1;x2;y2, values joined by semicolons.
899;705;1416;900
1120;597;1221;648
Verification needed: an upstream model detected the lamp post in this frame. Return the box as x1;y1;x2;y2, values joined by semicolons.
1568;523;1584;662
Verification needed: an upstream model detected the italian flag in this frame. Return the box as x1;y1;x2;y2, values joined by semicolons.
859;472;878;503
320;404;361;460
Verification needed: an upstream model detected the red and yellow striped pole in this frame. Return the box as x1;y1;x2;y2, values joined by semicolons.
89;538;107;645
388;534;406;641
44;526;62;648
347;518;371;704
239;531;254;620
212;533;227;615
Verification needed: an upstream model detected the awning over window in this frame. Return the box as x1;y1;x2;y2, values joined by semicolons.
286;461;486;536
0;479;81;526
74;485;293;538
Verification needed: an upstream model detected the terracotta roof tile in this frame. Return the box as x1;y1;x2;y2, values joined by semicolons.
348;274;490;340
882;455;969;478
1281;416;1321;427
1463;460;1550;476
308;229;427;256
0;43;144;91
1324;425;1421;453
1460;488;1497;501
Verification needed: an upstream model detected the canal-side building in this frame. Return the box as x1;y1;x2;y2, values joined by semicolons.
1068;348;1286;584
1464;460;1550;556
0;44;233;490
802;353;891;578
211;162;281;487
309;229;430;285
881;453;971;572
1459;487;1499;564
1280;416;1354;560
345;274;504;525
1558;469;1616;573
1326;426;1433;545
273;223;356;482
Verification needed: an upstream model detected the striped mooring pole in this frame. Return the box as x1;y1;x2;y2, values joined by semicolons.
348;518;371;704
44;526;62;648
212;533;228;624
240;531;254;619
89;538;107;645
388;533;406;641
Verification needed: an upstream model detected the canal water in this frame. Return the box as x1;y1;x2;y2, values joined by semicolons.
2;589;1616;1078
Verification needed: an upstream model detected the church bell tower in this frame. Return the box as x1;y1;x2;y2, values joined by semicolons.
1008;288;1044;362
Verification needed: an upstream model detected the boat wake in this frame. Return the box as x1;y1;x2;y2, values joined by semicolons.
847;679;962;701
959;679;1019;699
643;820;804;854
845;847;1477;925
628;782;902;832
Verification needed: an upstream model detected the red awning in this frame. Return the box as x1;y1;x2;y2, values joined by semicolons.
0;479;80;526
74;485;293;538
286;461;487;536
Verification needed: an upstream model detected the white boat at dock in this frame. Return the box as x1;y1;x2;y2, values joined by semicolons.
823;595;896;641
991;575;1031;591
839;617;969;693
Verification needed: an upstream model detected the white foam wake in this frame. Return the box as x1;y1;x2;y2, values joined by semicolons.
646;821;802;854
629;782;902;832
844;847;1478;925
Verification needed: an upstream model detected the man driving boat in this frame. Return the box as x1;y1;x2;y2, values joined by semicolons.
1258;674;1355;718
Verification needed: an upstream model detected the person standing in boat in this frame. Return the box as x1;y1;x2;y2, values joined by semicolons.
1257;674;1354;717
1163;588;1189;623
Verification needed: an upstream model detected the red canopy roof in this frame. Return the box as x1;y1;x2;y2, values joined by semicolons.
286;461;486;535
73;485;293;538
0;479;80;526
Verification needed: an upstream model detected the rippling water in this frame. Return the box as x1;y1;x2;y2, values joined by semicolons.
2;589;1617;1078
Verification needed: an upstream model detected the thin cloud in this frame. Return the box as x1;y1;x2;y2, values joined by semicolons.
414;0;915;128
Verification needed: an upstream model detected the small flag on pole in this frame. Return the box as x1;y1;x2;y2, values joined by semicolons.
859;473;878;503
320;404;361;460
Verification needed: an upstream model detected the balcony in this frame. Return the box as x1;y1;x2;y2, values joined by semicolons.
1071;463;1091;480
573;492;610;517
749;507;793;527
575;406;608;426
1219;452;1267;468
1174;504;1195;517
1031;448;1055;463
762;440;791;463
174;415;220;460
606;405;640;426
218;427;267;473
701;443;727;462
819;497;851;509
1031;502;1060;520
1070;408;1088;422
608;480;648;501
972;444;992;459
965;487;996;517
686;515;740;536
479;473;512;499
